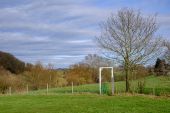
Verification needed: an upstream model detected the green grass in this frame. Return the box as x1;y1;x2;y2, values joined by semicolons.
0;95;169;113
29;76;170;96
0;76;170;113
131;76;170;95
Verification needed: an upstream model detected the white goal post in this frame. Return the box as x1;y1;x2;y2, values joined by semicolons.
99;67;114;95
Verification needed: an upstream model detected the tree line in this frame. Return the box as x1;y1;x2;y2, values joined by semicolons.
0;51;154;94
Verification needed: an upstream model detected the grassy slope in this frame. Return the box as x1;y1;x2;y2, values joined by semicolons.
30;76;170;95
0;95;169;113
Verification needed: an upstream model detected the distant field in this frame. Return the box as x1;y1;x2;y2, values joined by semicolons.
29;76;170;95
0;95;169;113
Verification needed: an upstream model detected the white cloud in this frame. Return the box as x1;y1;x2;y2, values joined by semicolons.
67;39;92;44
0;32;50;42
0;0;169;67
158;15;170;27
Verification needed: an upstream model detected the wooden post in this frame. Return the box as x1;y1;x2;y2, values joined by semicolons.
47;83;49;95
72;82;74;94
9;87;11;96
26;84;29;94
49;75;51;88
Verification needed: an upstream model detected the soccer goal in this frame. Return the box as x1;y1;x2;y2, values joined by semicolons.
99;67;114;95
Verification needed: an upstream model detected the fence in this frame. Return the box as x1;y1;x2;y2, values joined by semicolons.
0;75;169;96
2;80;170;96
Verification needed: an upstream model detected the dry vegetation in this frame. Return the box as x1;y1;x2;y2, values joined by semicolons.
0;52;152;94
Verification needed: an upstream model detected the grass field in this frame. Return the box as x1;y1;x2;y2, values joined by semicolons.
0;95;169;113
0;76;170;113
29;76;170;96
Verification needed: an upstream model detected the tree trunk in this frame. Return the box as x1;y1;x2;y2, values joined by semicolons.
125;65;130;92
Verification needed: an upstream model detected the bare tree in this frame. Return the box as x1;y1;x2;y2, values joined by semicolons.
163;40;170;63
84;54;113;68
96;8;162;92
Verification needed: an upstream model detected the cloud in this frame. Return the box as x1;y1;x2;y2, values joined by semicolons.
66;39;92;44
0;32;50;42
0;0;169;68
158;15;170;26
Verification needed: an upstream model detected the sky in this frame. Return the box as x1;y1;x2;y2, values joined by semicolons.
0;0;169;68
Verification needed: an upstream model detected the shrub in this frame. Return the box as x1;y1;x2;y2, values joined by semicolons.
137;80;145;94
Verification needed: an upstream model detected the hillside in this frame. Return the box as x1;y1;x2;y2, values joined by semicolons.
0;51;25;74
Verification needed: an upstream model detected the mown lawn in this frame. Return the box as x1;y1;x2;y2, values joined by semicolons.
0;95;169;113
